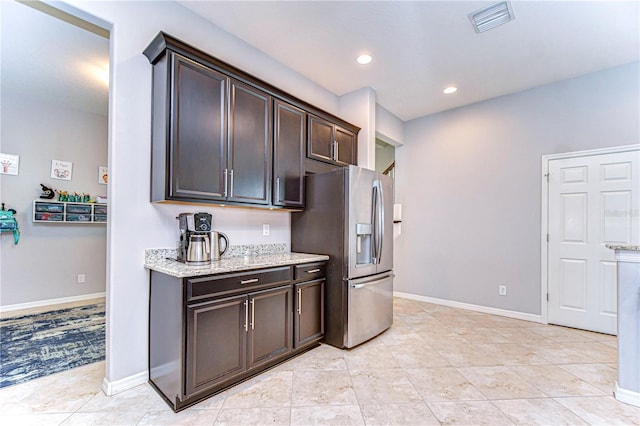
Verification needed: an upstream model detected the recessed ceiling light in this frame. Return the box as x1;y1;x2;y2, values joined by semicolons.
443;86;458;94
356;54;372;65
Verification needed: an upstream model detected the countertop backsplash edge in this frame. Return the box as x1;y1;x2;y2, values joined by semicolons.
144;244;329;278
145;243;289;263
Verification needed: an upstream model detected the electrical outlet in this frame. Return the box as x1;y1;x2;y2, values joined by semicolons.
262;224;270;236
77;274;86;284
498;285;507;296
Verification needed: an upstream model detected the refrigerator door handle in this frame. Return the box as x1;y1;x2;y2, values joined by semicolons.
376;180;384;262
348;273;395;287
371;184;379;264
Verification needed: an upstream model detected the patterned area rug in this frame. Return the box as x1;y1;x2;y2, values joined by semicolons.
0;303;105;388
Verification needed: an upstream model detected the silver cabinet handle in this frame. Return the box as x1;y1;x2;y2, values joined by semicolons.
244;299;248;332
240;278;259;285
250;299;255;330
333;141;338;160
276;177;281;202
229;169;234;197
297;288;302;315
306;269;320;274
223;169;228;197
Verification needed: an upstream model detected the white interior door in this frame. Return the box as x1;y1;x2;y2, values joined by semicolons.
547;149;639;335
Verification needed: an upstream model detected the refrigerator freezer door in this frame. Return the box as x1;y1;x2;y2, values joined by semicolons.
346;272;394;348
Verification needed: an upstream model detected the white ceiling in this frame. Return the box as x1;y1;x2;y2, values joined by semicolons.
1;1;638;122
179;0;640;121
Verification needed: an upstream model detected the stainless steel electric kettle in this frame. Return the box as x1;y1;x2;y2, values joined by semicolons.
210;231;229;261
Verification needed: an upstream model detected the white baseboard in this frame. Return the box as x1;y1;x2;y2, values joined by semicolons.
102;370;148;396
393;291;544;324
615;382;640;408
0;292;106;313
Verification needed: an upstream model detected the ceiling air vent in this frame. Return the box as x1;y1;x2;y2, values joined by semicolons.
469;1;515;33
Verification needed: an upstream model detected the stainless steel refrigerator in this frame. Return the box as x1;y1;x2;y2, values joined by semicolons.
292;165;393;348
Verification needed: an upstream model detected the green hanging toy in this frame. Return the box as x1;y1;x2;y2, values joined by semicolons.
0;203;20;244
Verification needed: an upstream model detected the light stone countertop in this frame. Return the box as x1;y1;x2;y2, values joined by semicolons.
144;250;329;278
605;244;640;251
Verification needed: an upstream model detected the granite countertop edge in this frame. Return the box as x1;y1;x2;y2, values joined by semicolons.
605;244;640;251
145;252;329;278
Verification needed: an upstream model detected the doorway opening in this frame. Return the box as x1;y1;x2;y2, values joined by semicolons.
375;138;395;178
0;0;110;386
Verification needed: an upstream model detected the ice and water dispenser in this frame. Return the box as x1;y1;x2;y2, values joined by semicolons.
356;223;373;265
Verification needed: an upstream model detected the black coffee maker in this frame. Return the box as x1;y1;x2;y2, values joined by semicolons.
177;212;228;264
177;212;211;263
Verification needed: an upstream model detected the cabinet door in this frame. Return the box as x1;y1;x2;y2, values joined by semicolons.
228;79;272;205
247;285;293;369
294;279;325;348
185;295;247;397
334;125;357;166
307;114;334;164
273;100;305;208
171;54;227;201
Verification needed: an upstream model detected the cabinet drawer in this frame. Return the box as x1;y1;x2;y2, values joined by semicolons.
94;215;107;223
66;213;91;222
34;212;63;221
187;266;292;302
66;204;92;214
294;262;326;281
35;203;64;213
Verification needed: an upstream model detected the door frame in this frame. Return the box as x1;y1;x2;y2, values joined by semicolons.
540;144;640;324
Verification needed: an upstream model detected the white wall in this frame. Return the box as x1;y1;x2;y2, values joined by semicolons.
339;87;376;170
375;104;404;146
395;62;640;315
57;0;345;390
0;97;108;307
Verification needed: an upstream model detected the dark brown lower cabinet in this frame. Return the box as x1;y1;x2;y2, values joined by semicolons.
295;279;325;348
247;286;293;368
149;262;325;412
185;295;247;397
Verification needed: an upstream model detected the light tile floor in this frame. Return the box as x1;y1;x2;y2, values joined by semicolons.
1;297;638;425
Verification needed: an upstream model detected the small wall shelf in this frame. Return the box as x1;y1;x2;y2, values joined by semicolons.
33;200;107;224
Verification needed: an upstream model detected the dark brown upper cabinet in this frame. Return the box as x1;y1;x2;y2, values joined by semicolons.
148;52;271;205
308;114;357;167
273;100;305;208
164;54;228;202
335;125;357;166
144;32;359;209
228;80;272;205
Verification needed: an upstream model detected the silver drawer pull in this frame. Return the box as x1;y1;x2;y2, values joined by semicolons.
306;269;320;274
240;278;259;285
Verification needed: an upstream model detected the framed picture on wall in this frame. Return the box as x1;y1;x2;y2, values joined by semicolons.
51;160;73;180
98;166;108;185
0;153;20;175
